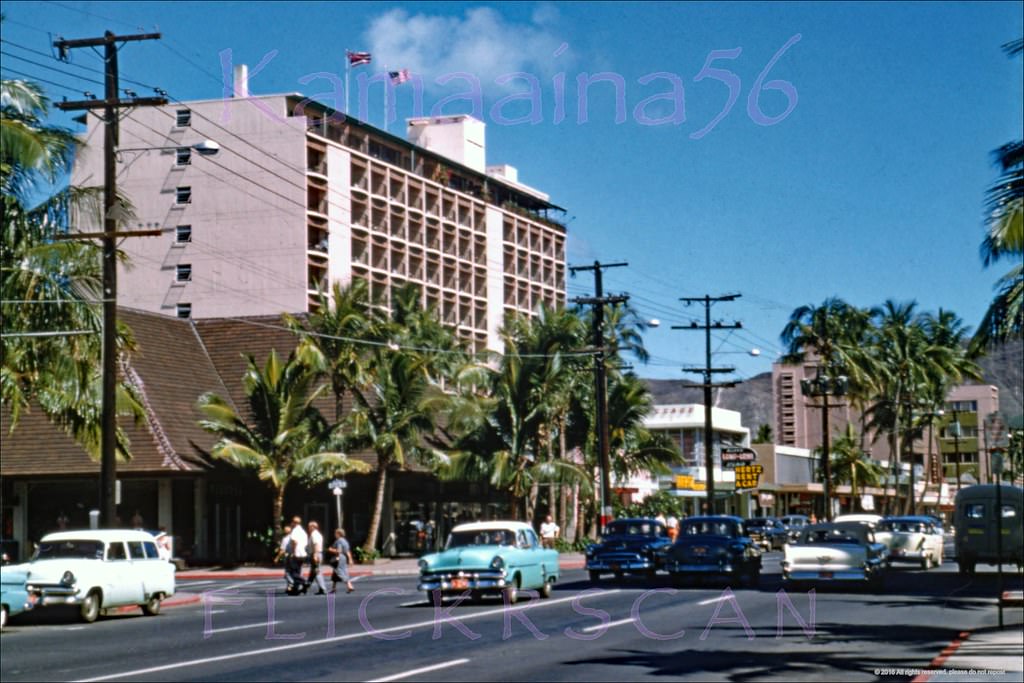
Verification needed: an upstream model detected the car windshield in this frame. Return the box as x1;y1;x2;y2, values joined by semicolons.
881;520;926;533
33;539;104;560
799;526;867;545
604;521;662;537
446;529;515;549
745;519;772;528
680;520;737;537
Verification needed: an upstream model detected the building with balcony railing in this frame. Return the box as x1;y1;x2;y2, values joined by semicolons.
70;70;567;355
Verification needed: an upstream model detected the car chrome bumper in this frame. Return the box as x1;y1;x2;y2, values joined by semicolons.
29;586;82;606
586;558;654;572
887;550;927;562
667;562;735;574
418;571;507;593
783;568;873;581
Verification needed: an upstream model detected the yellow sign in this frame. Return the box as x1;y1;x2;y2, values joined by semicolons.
675;475;706;491
734;464;764;490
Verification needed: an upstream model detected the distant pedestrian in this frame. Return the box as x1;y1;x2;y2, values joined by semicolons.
286;516;309;594
131;509;144;528
539;515;560;549
328;528;354;593
307;521;328;595
666;515;679;542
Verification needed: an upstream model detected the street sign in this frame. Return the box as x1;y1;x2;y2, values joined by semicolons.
329;478;347;495
734;464;764;489
721;447;757;468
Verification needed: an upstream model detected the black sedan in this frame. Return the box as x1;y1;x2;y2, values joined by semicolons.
744;516;789;551
664;516;762;586
585;518;672;582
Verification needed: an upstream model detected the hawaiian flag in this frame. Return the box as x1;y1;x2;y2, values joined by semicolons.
389;69;411;85
347;51;372;67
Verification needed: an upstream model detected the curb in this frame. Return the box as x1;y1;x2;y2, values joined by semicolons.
177;559;586;581
109;593;202;615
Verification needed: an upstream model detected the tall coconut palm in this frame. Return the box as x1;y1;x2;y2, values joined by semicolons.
436;303;592;521
973;39;1023;349
781;297;874;389
349;284;467;554
823;423;884;513
197;347;368;537
1;77;142;457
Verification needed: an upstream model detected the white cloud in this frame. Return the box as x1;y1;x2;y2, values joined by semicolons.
364;6;571;89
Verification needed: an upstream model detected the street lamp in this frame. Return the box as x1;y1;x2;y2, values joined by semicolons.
800;367;848;521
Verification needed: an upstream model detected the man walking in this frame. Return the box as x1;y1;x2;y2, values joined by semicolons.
307;521;328;595
286;516;309;594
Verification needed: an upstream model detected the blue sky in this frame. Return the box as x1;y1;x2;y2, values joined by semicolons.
2;1;1021;380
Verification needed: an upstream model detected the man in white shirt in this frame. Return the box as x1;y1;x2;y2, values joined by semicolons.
539;515;560;549
306;521;328;595
286;516;309;594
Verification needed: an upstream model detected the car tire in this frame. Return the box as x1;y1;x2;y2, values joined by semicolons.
142;594;162;616
79;590;101;623
588;570;601;584
503;577;519;605
958;558;975;576
539;579;552;599
921;555;933;571
1;605;8;631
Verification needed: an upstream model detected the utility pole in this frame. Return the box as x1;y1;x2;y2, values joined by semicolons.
571;261;628;531
55;31;166;528
674;294;742;515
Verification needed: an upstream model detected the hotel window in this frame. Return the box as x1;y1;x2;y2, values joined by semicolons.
176;186;192;204
176;109;192;127
176;303;192;319
175;225;192;243
176;147;191;166
176;264;192;282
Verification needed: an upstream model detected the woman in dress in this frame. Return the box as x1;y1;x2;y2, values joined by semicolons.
327;528;355;593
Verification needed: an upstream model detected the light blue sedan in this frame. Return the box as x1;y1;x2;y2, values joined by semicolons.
417;521;559;604
1;566;37;630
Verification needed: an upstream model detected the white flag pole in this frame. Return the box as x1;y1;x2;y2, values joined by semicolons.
345;50;350;116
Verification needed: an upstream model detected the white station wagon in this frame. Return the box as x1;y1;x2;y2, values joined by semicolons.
20;529;175;623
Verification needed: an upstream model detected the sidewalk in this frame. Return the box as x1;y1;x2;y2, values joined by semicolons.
175;553;586;581
912;592;1024;683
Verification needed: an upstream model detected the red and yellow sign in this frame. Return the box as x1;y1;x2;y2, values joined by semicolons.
675;475;706;491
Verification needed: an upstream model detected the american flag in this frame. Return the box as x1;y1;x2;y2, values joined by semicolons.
389;69;411;85
346;51;372;66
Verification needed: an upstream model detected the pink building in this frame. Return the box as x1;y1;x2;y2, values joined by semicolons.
70;74;566;354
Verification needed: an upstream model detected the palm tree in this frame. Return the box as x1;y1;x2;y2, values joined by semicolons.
1;77;142;458
973;39;1023;349
606;372;680;481
753;424;774;444
197;347;368;537
436;303;592;521
348;284;467;554
781;297;873;389
823;424;884;513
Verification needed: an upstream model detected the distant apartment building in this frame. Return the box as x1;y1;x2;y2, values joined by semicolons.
70;70;566;353
772;361;1000;491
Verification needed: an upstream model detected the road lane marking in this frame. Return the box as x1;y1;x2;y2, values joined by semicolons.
218;580;256;591
581;617;634;633
208;620;281;634
74;589;621;682
367;659;470;682
398;600;426;607
697;594;736;606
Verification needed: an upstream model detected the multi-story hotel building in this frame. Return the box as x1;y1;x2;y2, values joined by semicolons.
772;361;1000;493
71;71;566;353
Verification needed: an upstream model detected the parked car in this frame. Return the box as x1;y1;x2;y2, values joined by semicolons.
744;517;789;551
781;522;887;589
878;516;944;569
17;529;175;623
417;521;558;604
954;484;1024;574
780;514;811;542
834;513;884;530
585;518;671;582
1;566;37;630
663;516;762;586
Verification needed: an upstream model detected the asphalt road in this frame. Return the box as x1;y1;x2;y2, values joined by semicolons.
2;552;1021;682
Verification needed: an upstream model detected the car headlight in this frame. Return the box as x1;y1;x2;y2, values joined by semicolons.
61;571;76;586
490;556;504;570
418;559;428;572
